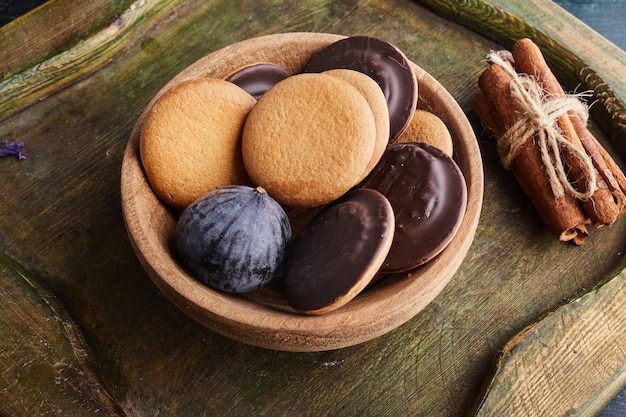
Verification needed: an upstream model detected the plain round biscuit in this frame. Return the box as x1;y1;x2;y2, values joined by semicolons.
140;78;256;211
394;109;454;156
242;73;377;208
324;69;390;180
304;36;418;142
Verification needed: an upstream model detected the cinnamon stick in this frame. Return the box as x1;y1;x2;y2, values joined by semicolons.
512;38;624;226
472;92;504;137
476;64;590;244
570;115;626;214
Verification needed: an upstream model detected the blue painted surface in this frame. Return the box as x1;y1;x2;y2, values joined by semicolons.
0;0;45;26
555;0;626;51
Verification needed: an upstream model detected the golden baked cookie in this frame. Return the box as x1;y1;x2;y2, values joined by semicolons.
324;69;389;180
140;78;256;211
394;109;453;156
241;72;376;208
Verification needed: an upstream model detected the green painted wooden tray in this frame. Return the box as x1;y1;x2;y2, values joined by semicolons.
1;0;625;415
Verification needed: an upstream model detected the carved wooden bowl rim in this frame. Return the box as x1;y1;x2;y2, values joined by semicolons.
121;32;484;352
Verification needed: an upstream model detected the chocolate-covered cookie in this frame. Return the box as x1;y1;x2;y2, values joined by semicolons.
304;36;417;142
225;62;291;99
283;188;394;315
359;142;466;272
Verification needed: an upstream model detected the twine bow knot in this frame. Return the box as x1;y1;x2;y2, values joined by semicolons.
488;51;596;200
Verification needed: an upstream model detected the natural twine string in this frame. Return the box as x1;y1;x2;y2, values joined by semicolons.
487;51;597;200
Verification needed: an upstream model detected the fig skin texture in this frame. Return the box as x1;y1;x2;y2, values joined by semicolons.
175;185;292;293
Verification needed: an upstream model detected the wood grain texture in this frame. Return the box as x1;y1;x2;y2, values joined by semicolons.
0;253;124;416
473;260;626;416
0;0;179;123
0;0;136;80
1;0;626;415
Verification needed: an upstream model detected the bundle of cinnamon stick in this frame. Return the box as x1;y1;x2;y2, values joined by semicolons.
473;38;626;245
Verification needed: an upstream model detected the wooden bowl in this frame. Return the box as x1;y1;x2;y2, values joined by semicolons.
121;32;483;352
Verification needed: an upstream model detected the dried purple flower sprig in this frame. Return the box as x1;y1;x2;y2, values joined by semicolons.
0;141;26;160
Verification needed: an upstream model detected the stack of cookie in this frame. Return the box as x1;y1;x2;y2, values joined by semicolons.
139;36;467;315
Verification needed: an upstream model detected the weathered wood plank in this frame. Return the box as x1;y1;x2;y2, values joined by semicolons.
472;259;626;416
0;0;180;123
0;0;136;80
0;253;124;416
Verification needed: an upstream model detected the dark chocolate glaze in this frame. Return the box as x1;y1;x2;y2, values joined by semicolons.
304;36;417;142
283;188;394;313
359;142;467;272
225;63;290;99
